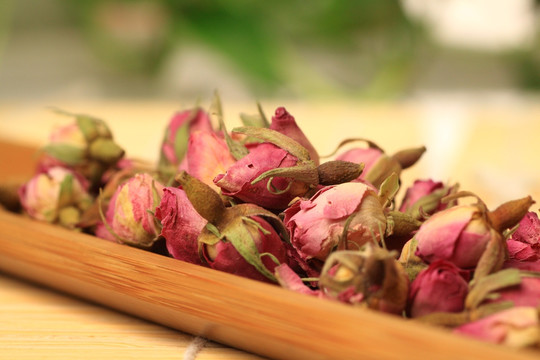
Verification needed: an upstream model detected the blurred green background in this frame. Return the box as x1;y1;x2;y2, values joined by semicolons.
0;0;539;100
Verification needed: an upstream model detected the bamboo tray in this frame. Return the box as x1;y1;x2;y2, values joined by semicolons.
0;140;538;360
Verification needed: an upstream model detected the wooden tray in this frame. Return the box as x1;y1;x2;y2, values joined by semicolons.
0;140;538;360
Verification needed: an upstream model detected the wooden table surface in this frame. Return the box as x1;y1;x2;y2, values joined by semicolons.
0;99;539;359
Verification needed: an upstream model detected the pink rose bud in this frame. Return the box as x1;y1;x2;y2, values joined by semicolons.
319;244;409;314
284;182;386;264
158;108;213;176
399;179;458;219
453;307;540;347
181;131;236;191
154;187;206;265
415;195;534;273
415;205;501;269
96;173;164;249
269;107;319;165
336;141;426;188
214;142;310;209
18;166;92;228
407;260;469;318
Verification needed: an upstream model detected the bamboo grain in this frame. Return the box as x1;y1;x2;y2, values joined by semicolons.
0;209;538;360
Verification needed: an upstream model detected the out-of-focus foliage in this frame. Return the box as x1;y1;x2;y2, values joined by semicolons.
64;0;423;97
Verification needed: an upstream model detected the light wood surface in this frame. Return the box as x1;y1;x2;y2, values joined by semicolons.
0;273;263;360
0;100;539;359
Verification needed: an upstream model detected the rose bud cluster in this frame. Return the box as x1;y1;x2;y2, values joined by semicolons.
13;97;540;352
39;111;125;189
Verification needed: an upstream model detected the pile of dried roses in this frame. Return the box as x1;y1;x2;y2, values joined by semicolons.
15;98;540;349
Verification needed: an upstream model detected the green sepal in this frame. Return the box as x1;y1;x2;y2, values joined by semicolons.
465;268;522;310
173;121;190;164
43;144;85;165
232;126;311;162
57;173;74;208
210;91;248;160
251;162;318;186
378;172;400;208
223;216;277;282
230;203;290;243
89;138;124;164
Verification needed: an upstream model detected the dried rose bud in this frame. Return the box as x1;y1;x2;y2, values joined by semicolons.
202;215;288;283
18;166;92;229
214;141;311;210
319;244;409;314
158;107;213;177
269;107;319;165
283;182;386;265
453;307;540;348
399;179;458;219
154;187;206;265
40;112;125;188
415;194;534;275
96;173;164;249
181;130;236;191
407;260;469;318
177;171;289;283
335;140;426;188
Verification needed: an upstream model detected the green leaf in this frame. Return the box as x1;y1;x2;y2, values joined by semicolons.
223;217;277;282
43;144;85;166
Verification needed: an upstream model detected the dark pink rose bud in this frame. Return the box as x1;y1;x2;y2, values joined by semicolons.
201;215;288;283
96;173;164;249
214;142;310;209
453;307;540;347
407;260;469;318
512;211;540;244
18;166;93;229
506;212;540;262
177;171;289;283
155;187;206;265
158;108;213;178
270;107;319;165
319;244;409;314
181;130;236;192
284;182;386;264
399;179;458;219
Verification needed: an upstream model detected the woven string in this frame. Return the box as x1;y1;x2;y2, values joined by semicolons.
183;336;208;360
